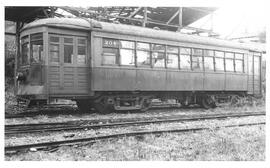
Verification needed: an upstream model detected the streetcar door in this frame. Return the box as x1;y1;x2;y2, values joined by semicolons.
48;35;89;95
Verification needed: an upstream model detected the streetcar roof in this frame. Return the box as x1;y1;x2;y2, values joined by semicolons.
22;17;264;52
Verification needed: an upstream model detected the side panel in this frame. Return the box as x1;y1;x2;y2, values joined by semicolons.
204;72;225;90
166;71;204;90
92;67;206;91
136;69;167;91
225;73;248;90
92;67;136;90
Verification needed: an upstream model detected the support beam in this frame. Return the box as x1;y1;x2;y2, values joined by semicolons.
42;9;49;18
166;10;179;24
188;7;212;14
142;7;147;27
50;7;56;17
177;7;183;31
118;7;126;16
128;7;142;18
210;13;213;31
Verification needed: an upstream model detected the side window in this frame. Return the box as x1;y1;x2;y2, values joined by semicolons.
137;42;151;67
49;36;60;63
180;47;191;70
102;38;119;65
30;33;43;64
225;52;234;72
64;38;73;63
235;53;244;73
204;50;214;71
77;39;87;64
120;40;135;66
21;35;29;65
152;44;165;68
192;48;203;70
167;46;179;68
214;51;224;71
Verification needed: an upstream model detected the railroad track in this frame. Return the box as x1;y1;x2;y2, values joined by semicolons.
4;102;189;119
5;111;265;135
5;121;265;153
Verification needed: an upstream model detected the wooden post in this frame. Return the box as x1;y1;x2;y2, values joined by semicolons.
14;21;20;95
210;13;213;32
142;7;147;27
178;7;183;31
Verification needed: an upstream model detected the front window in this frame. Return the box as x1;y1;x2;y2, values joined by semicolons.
30;33;43;64
21;35;29;65
77;38;87;64
64;37;73;63
49;36;60;63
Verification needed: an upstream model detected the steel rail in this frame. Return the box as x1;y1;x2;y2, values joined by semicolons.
5;111;265;135
5;122;265;152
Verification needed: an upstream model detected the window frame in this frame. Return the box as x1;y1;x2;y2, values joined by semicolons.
203;49;214;71
63;37;74;64
166;45;179;69
21;35;30;66
191;48;203;71
49;35;60;64
151;43;166;68
102;38;120;66
136;42;151;67
179;47;191;70
119;40;135;66
225;52;235;72
77;38;87;65
235;53;244;73
214;50;225;72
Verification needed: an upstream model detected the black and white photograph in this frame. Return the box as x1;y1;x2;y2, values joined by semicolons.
3;0;267;163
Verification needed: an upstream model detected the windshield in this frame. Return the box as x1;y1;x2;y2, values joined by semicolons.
20;33;43;66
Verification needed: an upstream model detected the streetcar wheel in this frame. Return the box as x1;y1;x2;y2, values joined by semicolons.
201;95;216;109
76;100;93;113
230;95;241;106
93;97;113;114
93;102;112;114
140;98;152;112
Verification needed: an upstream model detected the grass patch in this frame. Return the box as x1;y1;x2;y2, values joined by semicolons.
5;117;265;161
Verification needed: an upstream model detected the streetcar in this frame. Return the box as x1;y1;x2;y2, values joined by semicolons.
15;17;263;113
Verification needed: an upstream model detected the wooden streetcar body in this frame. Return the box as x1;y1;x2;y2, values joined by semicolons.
15;18;263;112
